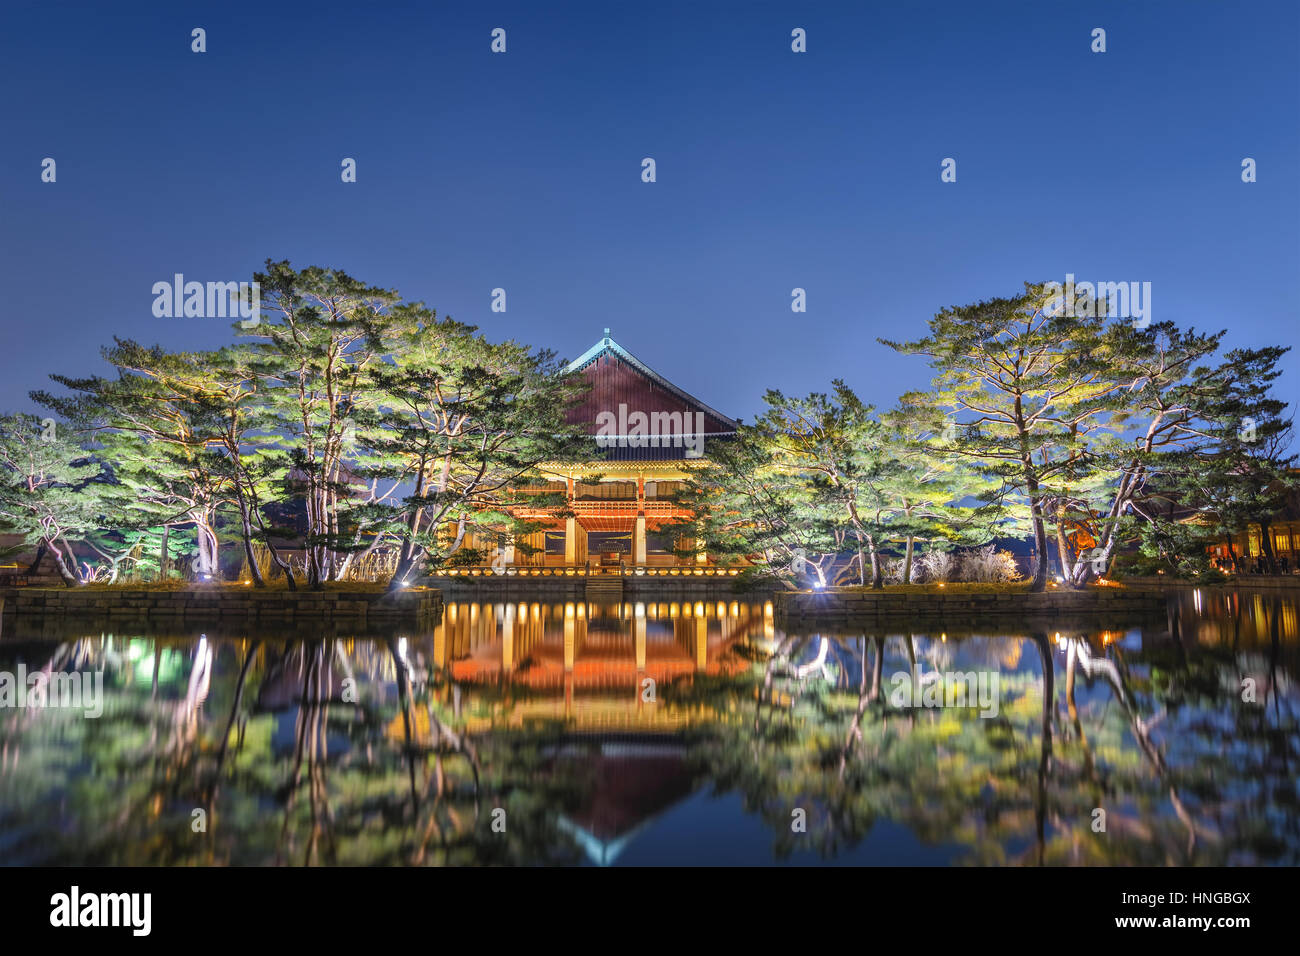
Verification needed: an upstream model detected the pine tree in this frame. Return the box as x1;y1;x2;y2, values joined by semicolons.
359;318;588;588
885;283;1118;591
33;340;233;580
0;414;105;585
242;260;420;587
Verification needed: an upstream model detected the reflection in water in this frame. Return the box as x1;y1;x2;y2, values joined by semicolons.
0;590;1296;866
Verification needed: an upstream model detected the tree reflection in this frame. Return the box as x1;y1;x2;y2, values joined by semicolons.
0;593;1296;865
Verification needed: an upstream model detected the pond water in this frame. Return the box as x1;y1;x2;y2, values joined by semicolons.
0;588;1296;866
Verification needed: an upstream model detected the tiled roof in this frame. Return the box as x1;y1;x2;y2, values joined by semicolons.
566;331;739;432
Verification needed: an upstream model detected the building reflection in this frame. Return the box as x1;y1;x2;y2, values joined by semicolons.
424;599;766;730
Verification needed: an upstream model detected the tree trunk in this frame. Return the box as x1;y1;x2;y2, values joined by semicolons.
1259;522;1277;574
390;551;423;591
194;519;219;580
1025;474;1049;592
389;457;428;591
902;535;915;585
307;478;325;589
867;534;883;589
251;508;296;590
25;541;48;574
235;492;266;587
1055;516;1080;589
44;536;79;587
158;524;170;582
868;636;883;702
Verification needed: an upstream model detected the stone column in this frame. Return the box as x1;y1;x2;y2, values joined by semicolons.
634;513;647;566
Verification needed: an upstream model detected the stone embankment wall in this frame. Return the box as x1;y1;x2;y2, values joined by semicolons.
1118;575;1300;590
775;587;1167;626
0;587;443;634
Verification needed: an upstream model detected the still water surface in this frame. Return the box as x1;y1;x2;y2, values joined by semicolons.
1;589;1296;865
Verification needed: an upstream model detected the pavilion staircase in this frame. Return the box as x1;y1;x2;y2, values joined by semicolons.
586;559;624;602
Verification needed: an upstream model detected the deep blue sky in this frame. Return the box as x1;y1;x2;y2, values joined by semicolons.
2;0;1297;423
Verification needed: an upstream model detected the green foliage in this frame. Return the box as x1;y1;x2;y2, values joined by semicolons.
678;382;992;588
0;413;107;583
21;260;591;589
357;317;588;582
885;284;1294;588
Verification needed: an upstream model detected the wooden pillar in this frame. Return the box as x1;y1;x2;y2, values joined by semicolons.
564;517;587;564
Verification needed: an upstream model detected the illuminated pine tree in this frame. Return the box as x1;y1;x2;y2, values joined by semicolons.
0;413;105;585
884;283;1118;591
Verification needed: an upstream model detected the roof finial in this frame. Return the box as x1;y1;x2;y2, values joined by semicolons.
604;327;611;340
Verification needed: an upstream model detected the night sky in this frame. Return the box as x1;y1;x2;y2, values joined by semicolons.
2;0;1296;423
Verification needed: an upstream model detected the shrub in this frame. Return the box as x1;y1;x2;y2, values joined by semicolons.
959;544;1022;583
883;556;920;584
917;548;955;583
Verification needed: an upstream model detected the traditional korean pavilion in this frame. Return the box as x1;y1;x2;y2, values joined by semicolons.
471;331;738;569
